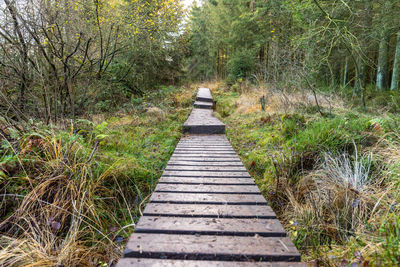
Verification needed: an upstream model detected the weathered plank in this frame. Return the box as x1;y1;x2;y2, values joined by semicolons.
183;109;225;134
162;170;250;177
175;148;235;152
196;87;213;102
169;156;241;161
155;184;260;193
176;145;233;151
180;134;227;140
117;258;307;267
165;166;247;172
124;234;301;261
142;203;275;218
178;142;231;146
134;216;286;237
168;161;244;166
177;143;231;146
149;192;267;205
194;100;213;109
174;151;236;155
159;177;255;184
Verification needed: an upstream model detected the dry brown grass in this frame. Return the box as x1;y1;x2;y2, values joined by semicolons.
213;82;345;115
0;132;124;266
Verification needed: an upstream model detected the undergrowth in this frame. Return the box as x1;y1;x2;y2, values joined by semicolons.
0;85;194;266
212;82;400;266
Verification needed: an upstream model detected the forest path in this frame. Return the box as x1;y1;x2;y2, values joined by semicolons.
116;88;304;266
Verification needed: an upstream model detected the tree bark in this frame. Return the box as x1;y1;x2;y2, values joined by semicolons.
343;56;349;87
376;32;390;90
390;30;400;90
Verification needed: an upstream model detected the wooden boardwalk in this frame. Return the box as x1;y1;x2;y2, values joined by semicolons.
117;88;304;266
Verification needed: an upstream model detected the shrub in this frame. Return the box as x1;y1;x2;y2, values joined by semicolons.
227;49;256;81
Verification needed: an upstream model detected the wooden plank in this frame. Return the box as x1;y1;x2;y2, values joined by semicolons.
181;135;227;140
159;177;255;185
155;184;260;193
183;109;225;134
169;157;241;162
149;193;267;205
196;87;213;102
194;100;213;109
135;216;285;237
174;151;236;154
176;144;232;147
167;161;243;166
170;154;239;158
124;234;301;261
176;143;232;147
175;147;236;153
142;203;275;218
162;170;250;177
117;258;306;267
165;166;247;172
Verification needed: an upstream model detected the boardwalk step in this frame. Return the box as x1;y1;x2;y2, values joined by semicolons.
134;217;286;237
183;108;225;134
196;87;213;102
149;192;268;205
123;234;301;261
118;258;306;266
142;203;276;218
159;177;255;184
194;100;213;109
155;184;260;193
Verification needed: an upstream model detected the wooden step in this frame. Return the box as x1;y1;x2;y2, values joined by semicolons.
155;184;260;193
117;258;307;267
142;203;276;218
196;87;213;102
134;216;286;237
183;109;225;134
149;192;268;205
159;177;255;185
194;100;213;109
123;234;301;261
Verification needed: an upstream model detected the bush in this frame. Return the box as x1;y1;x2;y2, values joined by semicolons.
227;49;256;82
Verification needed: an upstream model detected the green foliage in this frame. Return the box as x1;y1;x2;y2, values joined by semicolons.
227;49;256;81
379;214;400;265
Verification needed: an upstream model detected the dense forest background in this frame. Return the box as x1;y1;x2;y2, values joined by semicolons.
1;0;400;266
187;0;400;108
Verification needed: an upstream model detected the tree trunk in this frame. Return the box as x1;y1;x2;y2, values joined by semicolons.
343;56;349;87
376;32;389;90
390;30;400;90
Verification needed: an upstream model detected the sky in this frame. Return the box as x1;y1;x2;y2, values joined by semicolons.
183;0;197;9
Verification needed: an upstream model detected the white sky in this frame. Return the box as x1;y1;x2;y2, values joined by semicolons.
183;0;197;9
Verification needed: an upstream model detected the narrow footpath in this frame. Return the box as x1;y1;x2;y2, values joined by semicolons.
117;88;304;266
